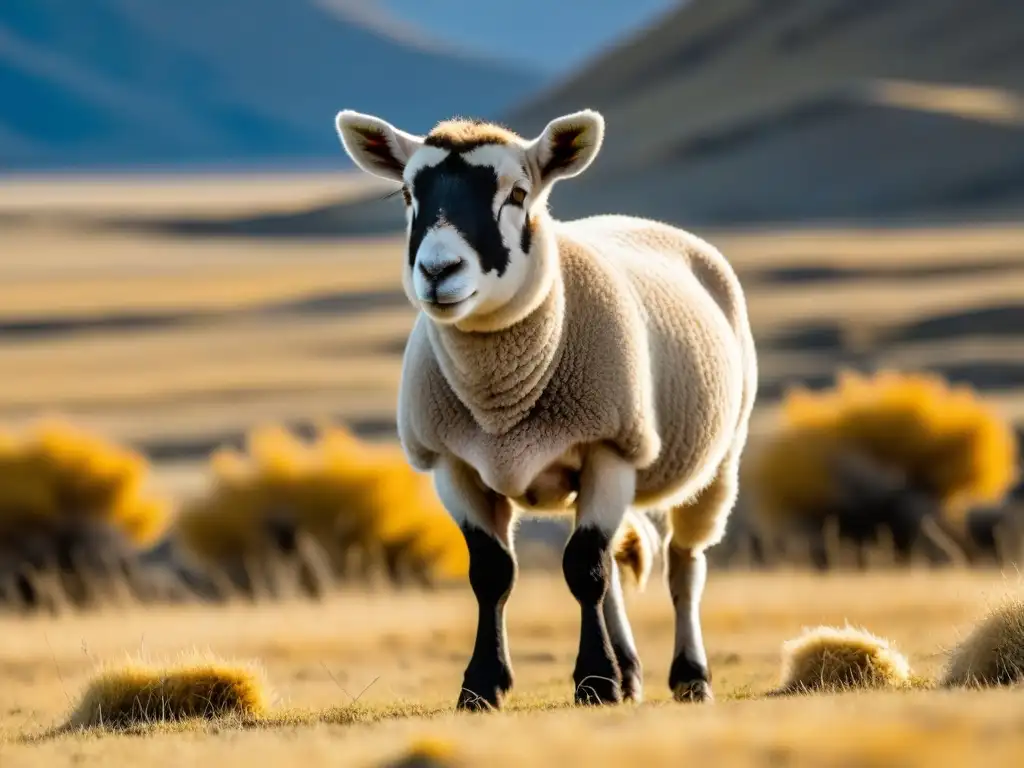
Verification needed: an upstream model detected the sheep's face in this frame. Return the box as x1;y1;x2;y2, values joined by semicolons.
335;110;604;327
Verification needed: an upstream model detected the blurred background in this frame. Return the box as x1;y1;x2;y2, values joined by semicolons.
1;0;1023;612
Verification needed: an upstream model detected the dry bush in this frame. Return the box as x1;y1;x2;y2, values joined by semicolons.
0;418;169;545
942;598;1024;688
745;370;1019;567
175;423;469;593
0;419;182;611
67;653;271;729
775;624;912;694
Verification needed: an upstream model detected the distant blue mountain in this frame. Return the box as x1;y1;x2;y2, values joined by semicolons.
379;0;681;76
0;0;545;171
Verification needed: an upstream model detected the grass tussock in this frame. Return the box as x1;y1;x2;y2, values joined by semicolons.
175;423;468;591
775;624;913;694
0;418;169;547
942;598;1024;688
380;737;462;768
0;419;186;613
743;370;1020;568
67;653;271;730
748;370;1019;529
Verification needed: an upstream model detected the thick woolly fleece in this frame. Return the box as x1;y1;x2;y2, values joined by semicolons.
398;214;756;553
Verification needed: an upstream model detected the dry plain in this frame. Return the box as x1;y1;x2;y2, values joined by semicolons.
0;174;1023;766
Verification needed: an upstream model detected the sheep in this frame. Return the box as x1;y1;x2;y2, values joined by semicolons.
334;107;758;709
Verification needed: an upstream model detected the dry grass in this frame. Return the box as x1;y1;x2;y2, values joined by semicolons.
942;598;1024;688
175;423;468;587
775;624;913;694
1;177;1024;763
0;418;169;547
0;570;1022;766
1;202;1023;506
746;370;1020;529
66;653;271;730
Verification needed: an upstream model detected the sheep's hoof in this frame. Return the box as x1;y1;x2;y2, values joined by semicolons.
456;663;512;712
672;680;714;703
573;674;624;706
621;671;644;703
455;689;501;712
616;655;643;703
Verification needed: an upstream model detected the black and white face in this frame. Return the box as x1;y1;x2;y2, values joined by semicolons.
335;110;605;326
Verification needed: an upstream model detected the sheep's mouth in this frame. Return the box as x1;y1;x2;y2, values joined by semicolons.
423;291;477;312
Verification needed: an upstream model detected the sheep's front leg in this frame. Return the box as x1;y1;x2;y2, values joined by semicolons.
564;444;635;706
433;458;516;711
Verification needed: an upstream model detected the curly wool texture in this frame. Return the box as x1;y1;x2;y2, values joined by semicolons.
399;215;756;553
943;599;1024;688
778;625;912;693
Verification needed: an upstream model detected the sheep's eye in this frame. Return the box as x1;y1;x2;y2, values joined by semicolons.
508;187;527;206
401;186;412;206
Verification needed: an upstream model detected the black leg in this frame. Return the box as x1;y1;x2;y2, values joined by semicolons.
457;525;516;711
604;563;643;702
563;527;622;705
610;638;642;703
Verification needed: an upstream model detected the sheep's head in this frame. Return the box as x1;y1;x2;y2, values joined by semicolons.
335;109;604;327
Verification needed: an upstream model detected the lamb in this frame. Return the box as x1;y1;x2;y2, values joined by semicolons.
334;107;758;709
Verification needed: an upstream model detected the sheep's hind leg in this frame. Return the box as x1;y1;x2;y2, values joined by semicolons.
603;561;643;702
434;458;516;711
564;444;635;706
667;464;738;703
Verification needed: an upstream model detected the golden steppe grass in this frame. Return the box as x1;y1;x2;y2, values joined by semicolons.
2;176;1024;505
2;174;1024;765
2;570;1024;766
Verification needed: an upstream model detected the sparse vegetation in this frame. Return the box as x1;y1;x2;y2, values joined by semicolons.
775;624;913;694
745;370;1020;568
0;419;181;612
942;598;1024;688
66;654;271;730
0;418;169;546
175;423;468;595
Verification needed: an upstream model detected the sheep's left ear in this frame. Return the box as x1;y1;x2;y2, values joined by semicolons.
526;109;605;190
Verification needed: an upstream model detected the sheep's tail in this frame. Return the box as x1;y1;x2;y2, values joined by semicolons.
613;509;665;592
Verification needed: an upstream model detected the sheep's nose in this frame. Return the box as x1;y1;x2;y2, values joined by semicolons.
419;255;464;281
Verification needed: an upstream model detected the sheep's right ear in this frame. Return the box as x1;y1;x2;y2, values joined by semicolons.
335;110;424;182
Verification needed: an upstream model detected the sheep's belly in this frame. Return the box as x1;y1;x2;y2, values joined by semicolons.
473;446;583;514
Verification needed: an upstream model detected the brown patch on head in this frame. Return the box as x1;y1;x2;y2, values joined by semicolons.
541;124;586;178
425;119;522;153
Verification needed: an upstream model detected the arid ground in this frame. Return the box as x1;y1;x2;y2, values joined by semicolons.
1;174;1023;765
2;570;1024;766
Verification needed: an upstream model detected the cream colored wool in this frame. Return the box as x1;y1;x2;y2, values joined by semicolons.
398;211;756;553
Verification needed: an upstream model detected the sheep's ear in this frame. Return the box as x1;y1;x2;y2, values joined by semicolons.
335;110;424;182
527;109;605;189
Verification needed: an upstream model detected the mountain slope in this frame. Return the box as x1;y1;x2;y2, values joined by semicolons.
505;0;1024;224
0;0;543;170
378;0;681;76
111;0;1024;231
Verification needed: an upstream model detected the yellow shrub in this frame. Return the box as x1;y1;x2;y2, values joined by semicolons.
747;370;1019;528
0;418;169;547
176;423;468;585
